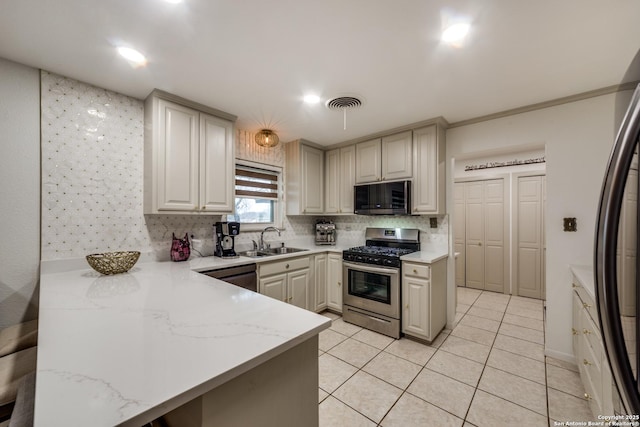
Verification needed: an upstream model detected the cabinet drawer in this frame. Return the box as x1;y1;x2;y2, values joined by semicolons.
573;282;598;324
259;256;310;277
403;263;430;279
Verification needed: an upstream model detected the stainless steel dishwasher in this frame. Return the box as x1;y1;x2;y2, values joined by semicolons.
201;263;257;292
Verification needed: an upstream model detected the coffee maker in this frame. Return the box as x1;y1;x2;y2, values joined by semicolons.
214;221;240;258
315;219;336;245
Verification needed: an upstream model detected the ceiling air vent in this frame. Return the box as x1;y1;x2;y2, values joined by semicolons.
325;96;363;130
325;96;363;110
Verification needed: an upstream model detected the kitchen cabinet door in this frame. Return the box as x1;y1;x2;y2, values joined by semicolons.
144;90;236;215
381;131;412;181
288;268;311;310
402;259;446;342
199;113;234;213
325;146;356;214
324;149;340;214
327;253;343;312
402;275;429;338
412;125;445;214
355;139;381;184
339;145;356;213
286;140;324;215
259;273;287;303
314;254;328;312
156;99;199;212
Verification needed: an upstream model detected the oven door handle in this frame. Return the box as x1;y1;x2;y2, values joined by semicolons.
343;261;399;276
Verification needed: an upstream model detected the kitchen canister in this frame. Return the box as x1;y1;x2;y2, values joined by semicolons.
170;233;191;262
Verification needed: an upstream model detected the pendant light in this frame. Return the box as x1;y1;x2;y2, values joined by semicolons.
255;129;279;148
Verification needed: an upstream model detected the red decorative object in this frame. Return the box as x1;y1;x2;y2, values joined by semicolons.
171;233;191;262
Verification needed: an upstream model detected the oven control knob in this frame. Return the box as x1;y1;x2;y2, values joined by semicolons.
372;258;381;264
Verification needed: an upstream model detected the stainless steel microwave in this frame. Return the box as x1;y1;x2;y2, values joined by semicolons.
354;180;411;215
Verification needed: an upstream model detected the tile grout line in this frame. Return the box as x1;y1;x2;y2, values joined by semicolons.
460;289;509;423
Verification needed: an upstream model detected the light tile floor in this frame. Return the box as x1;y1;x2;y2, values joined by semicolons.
318;287;594;427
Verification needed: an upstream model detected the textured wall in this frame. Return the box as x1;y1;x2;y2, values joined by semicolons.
0;58;40;328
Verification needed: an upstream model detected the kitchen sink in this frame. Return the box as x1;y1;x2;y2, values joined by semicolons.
239;247;308;258
263;247;308;255
238;250;270;258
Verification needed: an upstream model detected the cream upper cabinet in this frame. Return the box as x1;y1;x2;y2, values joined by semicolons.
355;132;412;184
412;125;445;214
144;91;235;215
286;140;324;215
355;139;381;183
381;131;413;181
325;145;356;214
199;113;235;212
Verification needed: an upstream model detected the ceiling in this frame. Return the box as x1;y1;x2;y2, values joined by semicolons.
1;0;639;146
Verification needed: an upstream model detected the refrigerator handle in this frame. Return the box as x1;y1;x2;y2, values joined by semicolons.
595;83;640;415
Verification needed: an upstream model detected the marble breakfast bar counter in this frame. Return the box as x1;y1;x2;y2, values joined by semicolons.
35;258;331;426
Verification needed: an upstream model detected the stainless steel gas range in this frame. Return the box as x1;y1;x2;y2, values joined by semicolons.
342;228;420;338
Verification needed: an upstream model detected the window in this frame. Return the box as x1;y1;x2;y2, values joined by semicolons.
235;161;282;229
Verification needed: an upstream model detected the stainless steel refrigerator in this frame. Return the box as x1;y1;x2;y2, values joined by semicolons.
595;79;640;415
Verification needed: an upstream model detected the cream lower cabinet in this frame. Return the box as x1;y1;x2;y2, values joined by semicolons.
312;253;328;312
401;259;447;342
572;275;614;418
327;253;343;313
144;91;235;215
258;256;311;311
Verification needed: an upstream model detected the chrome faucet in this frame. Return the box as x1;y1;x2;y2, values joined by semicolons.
259;226;281;250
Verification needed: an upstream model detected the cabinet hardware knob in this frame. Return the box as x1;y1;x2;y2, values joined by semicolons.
338;282;341;286
414;208;418;212
478;242;482;246
583;359;591;366
201;206;206;210
583;328;591;335
572;328;578;335
413;269;418;274
406;304;409;309
583;302;591;309
584;393;591;400
572;284;578;288
285;264;289;269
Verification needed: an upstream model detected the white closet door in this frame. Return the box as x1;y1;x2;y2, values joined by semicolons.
454;182;466;286
483;180;505;293
465;181;485;290
516;176;543;299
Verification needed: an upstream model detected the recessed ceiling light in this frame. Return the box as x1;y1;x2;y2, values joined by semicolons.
303;95;320;104
442;23;470;44
117;46;147;66
165;0;183;3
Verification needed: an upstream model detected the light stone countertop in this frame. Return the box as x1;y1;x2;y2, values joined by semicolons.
35;255;332;427
400;248;449;264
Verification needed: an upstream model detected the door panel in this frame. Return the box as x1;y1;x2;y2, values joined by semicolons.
454;182;466;286
465;181;484;290
515;176;544;299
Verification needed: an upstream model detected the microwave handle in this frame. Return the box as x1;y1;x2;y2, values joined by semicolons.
343;261;399;276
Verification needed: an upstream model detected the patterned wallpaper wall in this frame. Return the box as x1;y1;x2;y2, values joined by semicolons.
40;71;447;261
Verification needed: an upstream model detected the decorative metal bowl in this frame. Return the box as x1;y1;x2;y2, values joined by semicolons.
86;251;140;275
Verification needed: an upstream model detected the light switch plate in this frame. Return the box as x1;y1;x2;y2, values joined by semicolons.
563;217;577;232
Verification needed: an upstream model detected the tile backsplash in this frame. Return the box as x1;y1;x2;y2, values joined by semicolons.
40;71;448;261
